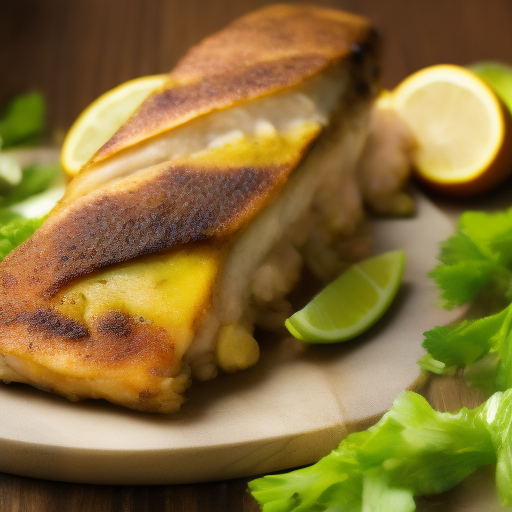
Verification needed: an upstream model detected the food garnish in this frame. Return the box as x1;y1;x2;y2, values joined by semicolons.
0;92;45;149
428;208;512;310
0;93;61;261
0;92;47;192
471;61;512;115
249;390;512;511
419;304;512;391
392;64;512;197
419;207;512;393
254;195;512;508
60;74;168;177
285;250;405;343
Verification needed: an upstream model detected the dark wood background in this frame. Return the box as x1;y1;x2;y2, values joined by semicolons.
1;0;512;511
3;0;512;134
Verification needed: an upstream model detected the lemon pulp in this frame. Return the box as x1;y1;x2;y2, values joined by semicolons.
391;64;512;197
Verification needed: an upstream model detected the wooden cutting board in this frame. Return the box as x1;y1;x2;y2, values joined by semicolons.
0;153;458;484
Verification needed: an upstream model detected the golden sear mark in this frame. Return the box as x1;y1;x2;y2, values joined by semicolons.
54;243;223;362
187;121;322;169
91;4;370;164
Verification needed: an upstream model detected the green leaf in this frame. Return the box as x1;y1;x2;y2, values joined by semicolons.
362;472;415;512
0;92;46;148
249;392;498;512
0;215;45;261
0;164;60;208
495;329;512;391
459;210;512;268
463;355;501;395
249;430;368;511
0;208;23;225
429;261;497;310
422;307;511;368
429;209;512;309
478;391;512;505
420;304;512;394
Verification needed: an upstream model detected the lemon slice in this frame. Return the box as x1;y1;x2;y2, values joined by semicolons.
285;250;405;343
392;64;512;197
61;74;168;177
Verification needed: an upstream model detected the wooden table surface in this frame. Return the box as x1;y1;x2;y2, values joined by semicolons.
1;0;512;510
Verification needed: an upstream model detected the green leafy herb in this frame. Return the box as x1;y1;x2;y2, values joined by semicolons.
0;215;45;261
249;390;512;511
429;209;512;309
0;153;22;190
0;92;46;148
0;163;61;261
0;163;60;208
418;303;512;393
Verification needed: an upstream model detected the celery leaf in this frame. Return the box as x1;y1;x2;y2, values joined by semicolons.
249;392;500;512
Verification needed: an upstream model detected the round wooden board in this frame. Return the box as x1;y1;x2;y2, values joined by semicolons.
0;153;458;484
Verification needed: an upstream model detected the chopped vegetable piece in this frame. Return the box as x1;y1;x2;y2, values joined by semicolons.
249;390;512;512
429;208;512;309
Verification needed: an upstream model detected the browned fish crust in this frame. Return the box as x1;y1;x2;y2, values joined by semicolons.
0;4;380;411
0;312;181;411
1;311;174;370
21;307;90;339
91;4;377;164
0;153;311;304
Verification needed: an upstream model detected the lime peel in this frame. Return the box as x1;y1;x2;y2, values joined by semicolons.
285;250;405;343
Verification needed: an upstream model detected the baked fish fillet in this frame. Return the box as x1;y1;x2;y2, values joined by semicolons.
0;5;380;412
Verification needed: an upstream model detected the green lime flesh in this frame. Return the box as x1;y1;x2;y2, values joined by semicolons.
470;62;512;115
285;250;406;343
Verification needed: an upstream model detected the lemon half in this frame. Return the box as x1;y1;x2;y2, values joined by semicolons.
61;74;168;177
392;64;512;197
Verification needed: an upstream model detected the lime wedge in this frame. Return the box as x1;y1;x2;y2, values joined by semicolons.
285;250;405;343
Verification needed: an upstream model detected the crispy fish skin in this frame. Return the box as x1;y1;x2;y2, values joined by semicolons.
1;125;320;301
0;5;379;412
0;309;190;412
90;4;375;166
0;126;321;412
